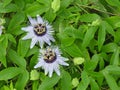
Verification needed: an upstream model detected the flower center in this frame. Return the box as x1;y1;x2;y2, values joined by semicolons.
43;49;56;63
34;24;46;36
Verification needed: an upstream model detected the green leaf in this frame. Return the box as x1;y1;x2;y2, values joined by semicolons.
110;47;119;65
105;0;120;8
7;12;25;33
101;43;118;52
0;35;8;67
79;14;100;22
17;39;30;57
3;0;12;7
104;21;115;37
60;0;73;9
102;70;119;90
7;49;26;68
26;46;39;57
115;30;120;43
89;77;99;90
98;21;106;51
6;34;16;44
37;0;51;7
0;3;18;13
15;70;29;90
30;53;39;68
106;16;120;29
0;67;21;80
63;44;83;57
105;65;120;75
60;70;72;90
25;2;49;16
84;54;99;71
44;8;56;22
38;74;60;90
99;57;105;70
58;33;75;47
64;27;84;40
52;0;60;13
14;0;25;10
32;81;39;90
82;26;98;48
77;70;90;90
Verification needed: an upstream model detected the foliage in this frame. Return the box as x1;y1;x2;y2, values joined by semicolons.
0;0;120;90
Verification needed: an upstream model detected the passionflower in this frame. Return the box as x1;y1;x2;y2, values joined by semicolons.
34;46;69;77
22;15;55;49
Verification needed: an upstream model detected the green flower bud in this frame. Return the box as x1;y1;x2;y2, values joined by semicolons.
0;18;5;25
51;0;60;13
91;19;100;26
73;57;85;65
72;78;79;88
30;70;40;80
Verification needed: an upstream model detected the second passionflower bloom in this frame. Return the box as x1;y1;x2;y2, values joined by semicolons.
34;46;69;77
22;15;55;49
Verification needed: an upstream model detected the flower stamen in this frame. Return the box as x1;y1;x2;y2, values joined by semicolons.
43;49;56;63
34;24;46;36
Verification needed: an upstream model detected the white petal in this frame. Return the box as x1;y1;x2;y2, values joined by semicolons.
46;34;55;42
28;16;37;26
54;66;60;76
37;15;43;24
42;36;51;45
58;60;69;66
38;40;44;48
44;66;49;75
22;33;33;40
34;62;43;68
30;37;38;49
21;26;33;32
48;66;54;77
0;29;2;36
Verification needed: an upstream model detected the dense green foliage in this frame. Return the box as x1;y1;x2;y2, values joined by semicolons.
0;0;120;90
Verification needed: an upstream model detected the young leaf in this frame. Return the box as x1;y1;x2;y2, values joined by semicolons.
89;77;99;90
110;47;119;65
44;8;56;22
84;54;99;71
0;67;21;80
101;43;118;52
0;3;18;13
15;70;29;90
7;12;25;32
82;26;98;48
25;2;49;16
77;70;90;90
105;65;120;75
104;21;115;37
63;44;83;57
17;39;30;57
3;0;12;7
60;70;72;90
79;14;100;22
98;21;106;51
38;74;60;90
7;49;26;68
14;0;25;10
105;0;120;8
102;70;119;90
